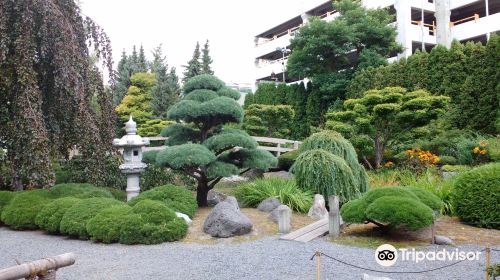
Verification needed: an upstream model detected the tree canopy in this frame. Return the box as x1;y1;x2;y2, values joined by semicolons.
182;42;202;83
0;0;115;190
152;75;276;206
243;104;295;138
201;40;214;75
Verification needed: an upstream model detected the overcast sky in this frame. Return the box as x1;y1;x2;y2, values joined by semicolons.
80;0;327;84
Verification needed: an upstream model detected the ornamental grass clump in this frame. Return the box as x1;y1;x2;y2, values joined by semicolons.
341;186;442;231
35;197;82;234
451;163;500;229
292;149;358;203
234;178;313;213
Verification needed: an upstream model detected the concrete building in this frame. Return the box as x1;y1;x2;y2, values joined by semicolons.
254;0;500;84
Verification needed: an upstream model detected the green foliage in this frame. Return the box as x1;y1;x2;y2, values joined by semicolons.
150;46;181;118
1;190;52;229
277;150;300;171
341;186;438;230
182;42;203;83
486;137;500;162
35;197;81;234
86;204;132;243
119;200;187;244
347;36;500;134
201;40;214;75
327;87;449;168
138;119;174;137
451;163;500;229
203;129;257;153
49;183;113;199
292;149;359;203
59;198;122;239
299;131;369;193
183;74;224;93
243;104;295;138
128;185;197;218
217;87;241;100
0;191;15;219
234;178;313;213
438;156;457;165
157;144;216;169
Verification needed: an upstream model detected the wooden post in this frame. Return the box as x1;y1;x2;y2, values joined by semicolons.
328;196;340;237
277;205;292;233
431;213;436;244
315;251;321;280
0;253;76;280
276;143;282;157
485;247;491;280
293;141;299;150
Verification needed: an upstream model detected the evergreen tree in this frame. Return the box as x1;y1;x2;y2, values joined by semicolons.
150;48;180;118
201;40;214;75
137;45;148;73
150;45;167;74
113;50;131;105
182;42;202;82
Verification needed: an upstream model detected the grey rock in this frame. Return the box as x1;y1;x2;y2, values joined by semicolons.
242;168;264;180
203;198;252;238
207;190;227;207
268;204;291;223
257;197;281;212
308;194;328;220
175;212;192;225
263;171;294;180
434;235;455;245
224;196;240;210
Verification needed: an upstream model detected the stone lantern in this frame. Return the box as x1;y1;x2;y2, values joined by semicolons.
113;116;150;201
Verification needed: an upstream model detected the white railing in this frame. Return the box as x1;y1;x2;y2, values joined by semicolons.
144;136;301;157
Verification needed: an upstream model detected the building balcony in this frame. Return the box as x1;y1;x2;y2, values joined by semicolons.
255;58;287;81
409;21;437;44
451;12;500;41
451;0;481;10
255;31;294;59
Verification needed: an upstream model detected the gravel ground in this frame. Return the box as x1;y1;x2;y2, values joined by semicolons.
0;227;498;280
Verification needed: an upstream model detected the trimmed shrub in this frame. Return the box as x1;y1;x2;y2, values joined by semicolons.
234;178;313;213
366;196;433;231
86;204;132;243
292;149;358;203
341;186;440;231
35;197;81;234
451;163;500;229
299;131;369;193
1;190;52;229
277;150;300;171
119;200;188;244
49;183;113;199
106;188;127;202
438;155;457;165
60;197;123;239
128;185;197;218
182;74;224;93
0;191;15;219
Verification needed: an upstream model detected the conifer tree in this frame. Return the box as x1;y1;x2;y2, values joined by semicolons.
182;42;202;82
201;40;214;75
150;46;180;118
137;45;148;73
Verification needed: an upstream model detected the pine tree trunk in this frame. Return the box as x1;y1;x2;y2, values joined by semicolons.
374;136;384;169
196;179;209;207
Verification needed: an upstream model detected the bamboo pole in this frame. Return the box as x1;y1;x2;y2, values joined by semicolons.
0;253;76;280
485;247;491;280
316;251;321;280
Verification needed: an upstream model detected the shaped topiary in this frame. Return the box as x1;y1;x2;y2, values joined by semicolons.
291;149;358;203
49;183;113;199
35;197;82;234
119;199;187;245
86;204;132;243
128;185;197;218
341;186;440;231
60;197;123;239
1;189;52;230
451;163;500;229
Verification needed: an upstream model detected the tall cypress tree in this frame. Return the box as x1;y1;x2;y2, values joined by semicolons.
201;40;214;75
182;42;202;83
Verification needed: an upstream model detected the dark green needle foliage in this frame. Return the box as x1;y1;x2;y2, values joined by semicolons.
155;75;277;206
35;197;82;234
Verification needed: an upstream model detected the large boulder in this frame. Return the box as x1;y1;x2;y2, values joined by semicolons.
242;168;264;180
207;190;227;207
434;235;454;245
268;204;291;223
257;197;281;212
308;194;328;220
203;196;252;238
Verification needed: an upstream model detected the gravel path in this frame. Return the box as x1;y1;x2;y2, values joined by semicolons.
0;227;497;280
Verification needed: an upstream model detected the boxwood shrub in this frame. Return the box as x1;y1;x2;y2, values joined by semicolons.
1;189;52;229
35;197;82;234
60;197;123;239
128;185;197;218
341;186;440;231
451;163;500;229
0;191;15;220
49;183;113;199
86;204;132;243
119;199;188;245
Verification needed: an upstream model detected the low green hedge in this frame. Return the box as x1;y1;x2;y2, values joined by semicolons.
119;200;188;245
341;186;440;231
452;163;500;229
86;204;132;243
60;197;123;239
1;190;52;229
0;191;15;220
49;183;113;199
234;178;313;213
35;197;81;234
277;150;300;171
128;185;197;218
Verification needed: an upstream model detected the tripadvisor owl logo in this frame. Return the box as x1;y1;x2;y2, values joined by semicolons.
375;244;398;267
